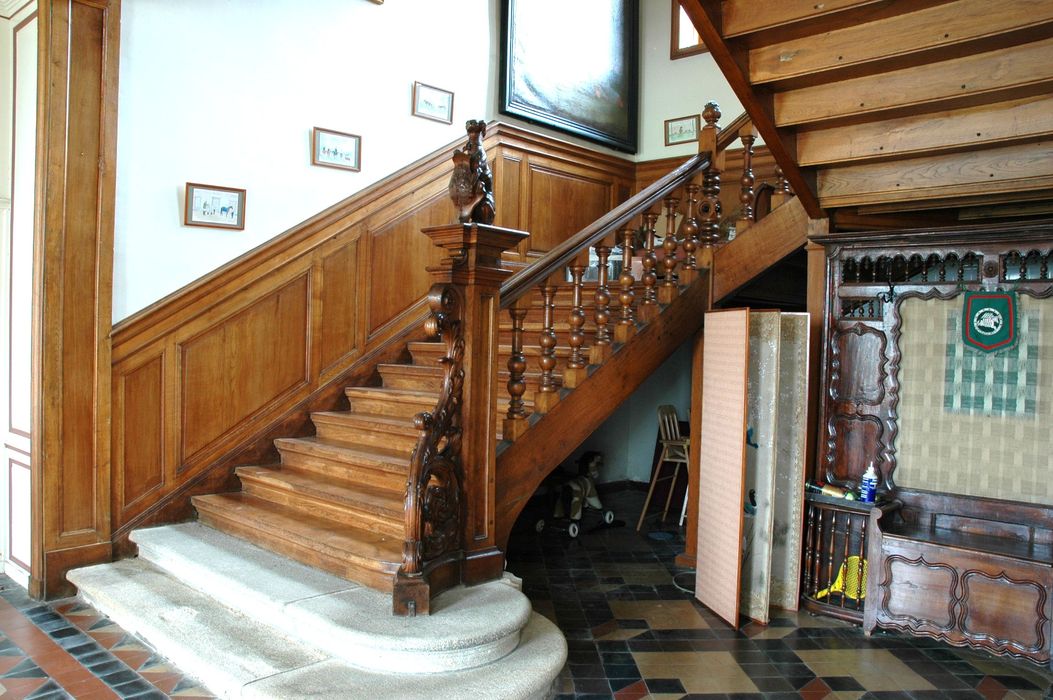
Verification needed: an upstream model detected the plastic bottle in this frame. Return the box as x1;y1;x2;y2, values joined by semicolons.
859;463;878;504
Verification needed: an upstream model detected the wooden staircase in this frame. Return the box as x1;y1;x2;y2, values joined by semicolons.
191;106;811;615
683;0;1053;228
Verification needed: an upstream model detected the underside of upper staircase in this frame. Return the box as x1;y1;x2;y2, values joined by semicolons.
683;0;1053;229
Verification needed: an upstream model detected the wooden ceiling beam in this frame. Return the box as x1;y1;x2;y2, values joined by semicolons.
722;0;885;38
750;0;1053;88
817;141;1053;208
775;37;1053;127
797;95;1053;167
680;0;824;219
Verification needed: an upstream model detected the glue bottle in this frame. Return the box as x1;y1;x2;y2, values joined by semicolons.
860;463;878;504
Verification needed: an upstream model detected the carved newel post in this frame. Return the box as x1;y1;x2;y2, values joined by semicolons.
394;121;526;615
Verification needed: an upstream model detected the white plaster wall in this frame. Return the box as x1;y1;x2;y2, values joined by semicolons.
637;0;743;162
114;0;495;321
568;339;693;484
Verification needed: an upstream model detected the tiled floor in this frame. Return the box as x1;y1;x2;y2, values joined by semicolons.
0;487;1050;699
0;578;213;699
505;488;1053;700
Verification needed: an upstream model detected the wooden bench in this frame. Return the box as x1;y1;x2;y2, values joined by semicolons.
864;490;1053;669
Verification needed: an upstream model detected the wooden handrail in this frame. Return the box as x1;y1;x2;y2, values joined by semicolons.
499;111;750;308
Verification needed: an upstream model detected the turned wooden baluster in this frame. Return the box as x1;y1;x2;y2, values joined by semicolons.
737;121;758;236
771;164;794;209
677;183;701;284
503;303;529;441
614;226;637;343
698;102;723;248
590;243;613;365
658;195;680;304
638;210;660;322
534;284;560;413
563;264;588;388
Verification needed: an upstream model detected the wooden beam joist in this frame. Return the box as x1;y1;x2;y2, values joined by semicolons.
775;37;1053;127
750;0;1053;87
797;94;1053;167
680;0;824;219
722;0;883;38
817;141;1053;208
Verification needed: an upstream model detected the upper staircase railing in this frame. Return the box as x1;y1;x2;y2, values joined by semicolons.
395;102;791;614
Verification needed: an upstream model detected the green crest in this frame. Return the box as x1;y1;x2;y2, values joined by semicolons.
961;291;1017;353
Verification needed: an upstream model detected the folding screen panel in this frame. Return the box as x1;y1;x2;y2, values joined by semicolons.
695;310;749;627
770;313;809;610
741;311;781;624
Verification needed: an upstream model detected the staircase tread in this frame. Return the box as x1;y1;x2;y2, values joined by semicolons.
313;410;418;429
194;492;401;563
275;436;410;468
377;363;442;375
237;466;405;513
344;386;439;400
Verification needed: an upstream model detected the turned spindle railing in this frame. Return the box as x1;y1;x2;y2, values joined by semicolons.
497;103;767;437
408;103;790;613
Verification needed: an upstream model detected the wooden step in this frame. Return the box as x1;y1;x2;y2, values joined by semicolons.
344;386;439;419
192;492;401;591
236;466;404;539
377;363;443;391
407;341;572;366
274;436;409;493
312;411;420;453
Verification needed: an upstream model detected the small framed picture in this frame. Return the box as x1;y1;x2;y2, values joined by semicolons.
184;182;246;230
664;114;701;146
311;127;361;171
412;81;454;124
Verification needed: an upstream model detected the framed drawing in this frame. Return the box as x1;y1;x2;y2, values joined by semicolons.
500;0;639;153
412;81;454;124
671;0;707;60
311;127;361;171
665;114;700;146
184;183;246;230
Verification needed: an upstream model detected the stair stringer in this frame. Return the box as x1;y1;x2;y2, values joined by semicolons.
711;195;816;304
494;274;711;548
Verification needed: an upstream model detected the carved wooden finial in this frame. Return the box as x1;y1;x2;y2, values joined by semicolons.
448;119;495;225
702;101;721;128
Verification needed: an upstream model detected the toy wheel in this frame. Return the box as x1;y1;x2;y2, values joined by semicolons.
603;510;615;524
535;519;546;533
567;522;580;538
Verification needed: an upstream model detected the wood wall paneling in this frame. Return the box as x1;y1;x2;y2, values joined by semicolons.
367;194;449;337
105;122;639;549
525;164;612;255
115;355;164;514
179;274;310;464
317;236;361;375
35;0;119;596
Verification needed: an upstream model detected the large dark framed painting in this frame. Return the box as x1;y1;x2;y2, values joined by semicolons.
500;0;639;154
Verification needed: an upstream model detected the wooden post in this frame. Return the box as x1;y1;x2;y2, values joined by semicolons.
638;210;660;322
421;222;528;586
698;102;724;248
658;195;681;304
563;264;589;388
771;164;794;209
737;121;758;235
614;225;637;343
534;284;561;414
590;242;614;364
503;301;530;441
678;183;701;284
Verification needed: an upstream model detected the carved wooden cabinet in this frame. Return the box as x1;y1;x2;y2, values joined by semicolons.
865;491;1053;667
813;224;1053;493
